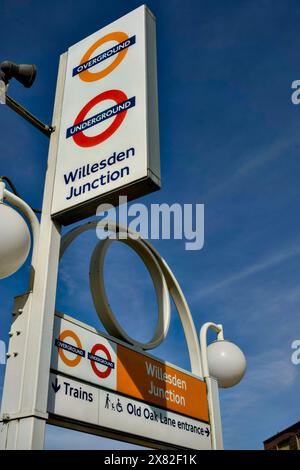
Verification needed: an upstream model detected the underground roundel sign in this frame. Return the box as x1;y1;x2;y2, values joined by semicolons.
66;90;136;148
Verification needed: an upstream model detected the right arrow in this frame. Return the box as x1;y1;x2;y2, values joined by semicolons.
52;377;61;394
205;427;210;437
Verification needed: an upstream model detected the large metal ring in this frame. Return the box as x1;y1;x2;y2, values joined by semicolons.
89;235;171;350
60;220;203;375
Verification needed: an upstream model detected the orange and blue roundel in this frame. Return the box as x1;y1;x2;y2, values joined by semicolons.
56;329;115;379
73;32;136;82
66;90;136;148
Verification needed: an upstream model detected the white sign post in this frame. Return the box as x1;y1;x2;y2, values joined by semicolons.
51;5;160;225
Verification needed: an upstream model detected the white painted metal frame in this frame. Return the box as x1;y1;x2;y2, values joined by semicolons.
0;51;225;451
60;221;224;450
0;195;224;449
0;53;67;450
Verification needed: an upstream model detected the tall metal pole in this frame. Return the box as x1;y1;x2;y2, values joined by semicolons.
0;53;67;450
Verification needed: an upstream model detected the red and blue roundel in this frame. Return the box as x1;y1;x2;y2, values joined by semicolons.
66;90;136;148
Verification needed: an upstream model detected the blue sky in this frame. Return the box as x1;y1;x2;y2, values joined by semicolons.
1;0;300;450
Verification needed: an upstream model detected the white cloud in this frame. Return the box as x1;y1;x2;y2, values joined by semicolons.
203;136;298;201
195;243;300;299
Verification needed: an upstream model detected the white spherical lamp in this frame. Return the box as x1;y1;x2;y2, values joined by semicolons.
207;340;246;388
0;203;31;279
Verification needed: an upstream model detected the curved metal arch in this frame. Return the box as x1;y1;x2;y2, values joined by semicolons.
60;220;203;377
90;235;171;350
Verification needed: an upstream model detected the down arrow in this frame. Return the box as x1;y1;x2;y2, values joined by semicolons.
52;378;61;393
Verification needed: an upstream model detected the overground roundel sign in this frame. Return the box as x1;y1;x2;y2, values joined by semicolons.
58;330;83;367
90;344;113;379
78;32;130;82
71;90;130;148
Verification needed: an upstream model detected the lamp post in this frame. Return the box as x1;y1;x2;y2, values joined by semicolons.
0;180;39;285
200;322;247;449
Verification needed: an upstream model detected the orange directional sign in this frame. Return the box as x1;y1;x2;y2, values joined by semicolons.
117;345;209;422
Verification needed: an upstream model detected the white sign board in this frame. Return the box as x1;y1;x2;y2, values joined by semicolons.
51;5;160;225
48;373;211;450
51;313;210;424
